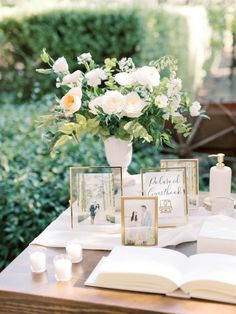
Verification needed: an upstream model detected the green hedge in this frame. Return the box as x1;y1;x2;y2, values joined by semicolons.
0;7;201;103
0;99;106;270
0;9;143;101
140;11;191;94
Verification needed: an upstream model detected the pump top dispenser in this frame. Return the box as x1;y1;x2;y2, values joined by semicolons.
208;153;232;200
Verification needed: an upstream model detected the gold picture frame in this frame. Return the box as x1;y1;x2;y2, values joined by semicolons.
141;167;188;227
160;159;199;210
121;196;158;246
70;166;123;228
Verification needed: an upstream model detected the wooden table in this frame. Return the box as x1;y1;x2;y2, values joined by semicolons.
1;245;236;313
1;193;236;314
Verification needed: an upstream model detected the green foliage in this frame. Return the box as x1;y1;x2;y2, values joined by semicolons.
0;7;207;103
0;9;143;102
139;10;193;95
124;121;153;143
207;6;226;50
0;99;106;270
204;5;226;72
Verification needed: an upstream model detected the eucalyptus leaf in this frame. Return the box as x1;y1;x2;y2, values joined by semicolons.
53;135;72;149
36;69;53;74
59;123;78;135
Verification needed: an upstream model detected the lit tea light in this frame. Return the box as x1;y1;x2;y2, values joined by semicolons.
54;254;72;281
29;246;47;273
66;241;83;263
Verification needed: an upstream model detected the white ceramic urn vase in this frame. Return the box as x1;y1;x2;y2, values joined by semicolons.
103;136;135;186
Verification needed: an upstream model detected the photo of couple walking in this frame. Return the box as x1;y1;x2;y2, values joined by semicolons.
77;173;116;225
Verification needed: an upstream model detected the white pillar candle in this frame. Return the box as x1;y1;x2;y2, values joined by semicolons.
54;255;72;281
66;241;83;263
29;249;46;273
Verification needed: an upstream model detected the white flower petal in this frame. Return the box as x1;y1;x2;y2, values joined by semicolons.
62;70;82;85
102;91;125;115
114;72;135;86
155;95;168;108
88;96;103;115
167;78;182;97
85;68;107;87
60;87;82;115
52;57;69;73
123;92;145;118
133;66;160;87
190;101;201;116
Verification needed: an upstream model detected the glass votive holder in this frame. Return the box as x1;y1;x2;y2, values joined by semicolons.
53;254;72;282
66;240;83;263
29;245;47;273
211;197;234;216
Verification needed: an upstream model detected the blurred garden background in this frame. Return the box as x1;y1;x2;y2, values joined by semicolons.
0;0;236;270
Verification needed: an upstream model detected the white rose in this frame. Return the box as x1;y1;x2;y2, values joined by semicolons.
52;57;69;73
62;70;82;85
102;91;125;115
167;78;182;97
60;87;82;116
190;101;201;116
88;96;103;115
114;72;135;87
155;95;168;108
123;92;145;118
85;68;107;87
132;66;160;87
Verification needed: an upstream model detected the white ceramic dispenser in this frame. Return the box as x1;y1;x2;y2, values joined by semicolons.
208;153;232;200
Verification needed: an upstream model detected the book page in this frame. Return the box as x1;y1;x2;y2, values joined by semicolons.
181;253;236;297
93;246;188;293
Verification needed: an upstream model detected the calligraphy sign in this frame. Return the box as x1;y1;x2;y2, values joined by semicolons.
141;167;188;227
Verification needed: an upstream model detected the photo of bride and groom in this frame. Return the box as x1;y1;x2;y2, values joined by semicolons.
122;197;158;246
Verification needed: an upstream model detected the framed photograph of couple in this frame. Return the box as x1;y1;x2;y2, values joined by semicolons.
70;166;123;228
141;167;188;227
160;159;199;210
121;196;158;246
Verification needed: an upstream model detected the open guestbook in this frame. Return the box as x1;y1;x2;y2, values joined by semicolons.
85;246;236;304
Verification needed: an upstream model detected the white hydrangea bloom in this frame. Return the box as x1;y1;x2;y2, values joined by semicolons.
170;94;181;110
190;101;201;116
167;78;182;97
118;57;135;72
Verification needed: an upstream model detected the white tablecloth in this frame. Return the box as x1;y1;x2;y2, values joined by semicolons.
32;174;212;249
31;206;210;249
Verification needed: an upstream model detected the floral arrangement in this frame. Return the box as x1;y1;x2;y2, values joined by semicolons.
37;50;204;157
